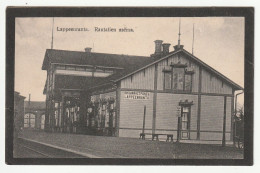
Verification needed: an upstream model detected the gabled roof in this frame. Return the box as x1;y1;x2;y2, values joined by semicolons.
88;48;243;91
181;49;243;90
42;48;243;91
42;49;150;70
86;57;155;90
14;91;26;99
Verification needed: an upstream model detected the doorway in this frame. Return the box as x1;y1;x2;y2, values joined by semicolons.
180;106;191;139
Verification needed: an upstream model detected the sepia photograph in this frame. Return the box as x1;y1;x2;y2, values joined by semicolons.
6;7;253;165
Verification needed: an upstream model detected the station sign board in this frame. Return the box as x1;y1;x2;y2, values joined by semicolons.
124;91;150;100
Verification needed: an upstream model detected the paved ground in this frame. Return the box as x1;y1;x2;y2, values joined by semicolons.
17;130;243;159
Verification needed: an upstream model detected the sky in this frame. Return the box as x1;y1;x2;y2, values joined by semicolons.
15;17;244;106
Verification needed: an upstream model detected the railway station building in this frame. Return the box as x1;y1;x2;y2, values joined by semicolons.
42;41;243;142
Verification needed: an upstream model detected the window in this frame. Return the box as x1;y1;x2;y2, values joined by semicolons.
76;66;86;71
24;113;36;128
181;107;189;130
184;74;192;92
163;65;193;92
95;68;105;72
173;68;185;90
104;69;114;74
56;65;66;70
66;66;75;70
181;106;191;139
164;72;172;90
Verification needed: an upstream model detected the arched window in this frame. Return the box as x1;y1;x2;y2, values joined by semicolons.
24;113;36;128
41;114;45;129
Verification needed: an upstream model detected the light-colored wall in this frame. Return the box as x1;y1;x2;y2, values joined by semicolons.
119;90;153;138
121;65;155;90
118;91;233;141
156;54;200;92
200;95;224;132
120;52;233;95
226;97;232;132
156;93;198;132
200;95;232;141
201;69;233;94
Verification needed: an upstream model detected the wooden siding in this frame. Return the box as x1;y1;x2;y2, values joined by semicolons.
201;69;232;94
156;93;198;132
121;65;155;90
226;97;232;137
200;95;224;132
200;132;223;141
190;132;197;140
119;90;153;138
199;95;232;141
156;54;200;92
120;52;234;95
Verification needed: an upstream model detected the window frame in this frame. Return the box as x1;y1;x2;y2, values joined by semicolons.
163;63;194;92
180;105;191;139
163;71;172;91
172;67;185;91
184;73;193;93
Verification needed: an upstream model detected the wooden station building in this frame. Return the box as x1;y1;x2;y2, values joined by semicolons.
42;41;243;142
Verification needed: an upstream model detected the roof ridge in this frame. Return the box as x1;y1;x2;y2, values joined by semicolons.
46;49;149;58
109;49;242;90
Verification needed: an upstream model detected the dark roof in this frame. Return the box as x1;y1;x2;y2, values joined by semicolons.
86;57;155;89
25;101;45;110
14;91;26;99
42;48;243;91
55;75;96;90
42;49;150;70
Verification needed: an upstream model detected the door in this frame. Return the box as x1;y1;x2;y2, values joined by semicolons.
180;106;190;139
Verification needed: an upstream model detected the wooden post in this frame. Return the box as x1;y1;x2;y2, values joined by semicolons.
61;95;64;132
115;83;121;137
152;64;158;134
197;66;202;140
177;117;181;142
231;90;235;142
222;96;227;147
142;105;146;134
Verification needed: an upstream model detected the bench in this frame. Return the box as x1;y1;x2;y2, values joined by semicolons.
140;133;173;142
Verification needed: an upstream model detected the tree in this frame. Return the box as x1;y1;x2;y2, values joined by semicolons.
234;105;244;149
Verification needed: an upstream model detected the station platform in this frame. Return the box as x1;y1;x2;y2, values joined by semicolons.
17;130;242;159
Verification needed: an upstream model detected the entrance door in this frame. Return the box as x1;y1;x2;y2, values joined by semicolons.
180;106;190;139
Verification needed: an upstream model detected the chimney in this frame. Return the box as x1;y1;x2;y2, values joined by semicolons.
84;47;92;53
154;40;163;55
173;44;184;51
162;43;171;55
